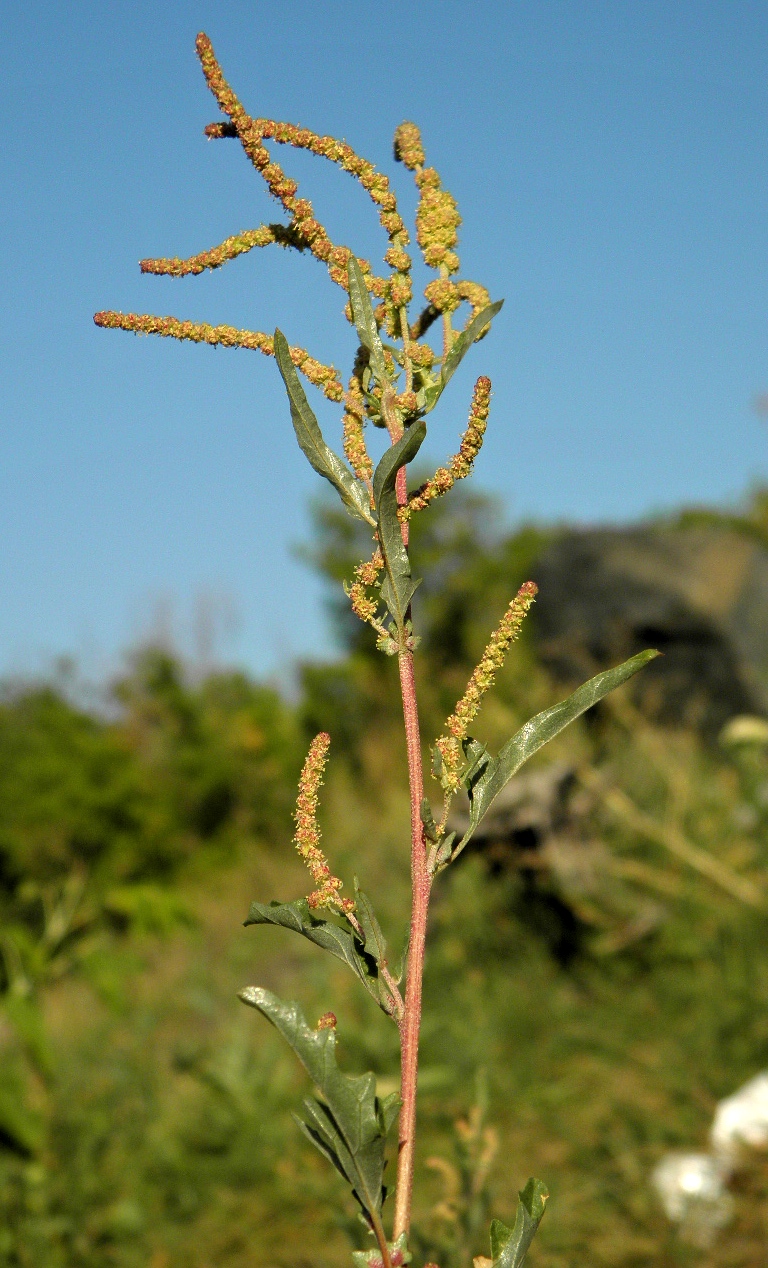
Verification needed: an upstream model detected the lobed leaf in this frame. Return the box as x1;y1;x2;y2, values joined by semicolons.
274;330;375;524
456;650;659;856
347;259;389;387
239;987;392;1218
244;898;392;1013
373;422;426;630
490;1178;548;1268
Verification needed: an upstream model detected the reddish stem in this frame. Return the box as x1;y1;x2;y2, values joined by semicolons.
380;386;430;1241
393;647;429;1240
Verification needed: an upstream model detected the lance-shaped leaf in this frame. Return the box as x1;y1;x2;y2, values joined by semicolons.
439;300;504;394
348;259;389;387
373;422;426;629
274;330;375;525
490;1178;548;1268
456;650;659;855
353;879;388;968
244;898;392;1011
239;987;392;1219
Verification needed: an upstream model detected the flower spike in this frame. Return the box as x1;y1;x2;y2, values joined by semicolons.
293;733;354;913
402;377;492;521
435;582;538;796
92;312;344;402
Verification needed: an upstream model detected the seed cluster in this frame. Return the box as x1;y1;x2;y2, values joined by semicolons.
435;583;538;795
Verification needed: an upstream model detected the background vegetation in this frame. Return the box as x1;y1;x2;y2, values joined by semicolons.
3;491;768;1267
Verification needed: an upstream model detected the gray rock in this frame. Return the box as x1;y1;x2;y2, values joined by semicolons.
531;524;768;733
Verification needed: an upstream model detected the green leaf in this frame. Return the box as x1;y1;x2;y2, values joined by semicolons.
244;899;390;1012
347;259;389;386
273;330;375;525
420;798;440;842
239;987;392;1218
439;300;504;393
353;879;388;967
392;931;410;985
378;1091;401;1134
352;1233;411;1268
491;1178;548;1268
457;650;659;855
373;422;426;630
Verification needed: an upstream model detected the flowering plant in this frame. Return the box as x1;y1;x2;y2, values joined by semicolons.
96;33;656;1268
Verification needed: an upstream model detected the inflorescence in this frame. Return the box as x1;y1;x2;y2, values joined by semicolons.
293;733;353;914
435;583;538;798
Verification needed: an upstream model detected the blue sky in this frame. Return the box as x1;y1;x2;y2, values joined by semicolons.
4;1;768;682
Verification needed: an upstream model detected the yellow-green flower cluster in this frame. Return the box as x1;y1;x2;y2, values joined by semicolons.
140;225;291;277
92;312;344;402
456;281;492;323
435;582;538;795
196;33;404;303
402;377;492;520
347;550;384;625
393;122;426;172
415;168;461;274
293;733;354;913
342;373;374;483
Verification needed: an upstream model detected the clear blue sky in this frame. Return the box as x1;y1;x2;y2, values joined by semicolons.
4;1;768;682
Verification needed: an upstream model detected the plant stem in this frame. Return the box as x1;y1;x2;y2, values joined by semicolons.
393;645;430;1240
381;383;429;1240
372;1212;394;1268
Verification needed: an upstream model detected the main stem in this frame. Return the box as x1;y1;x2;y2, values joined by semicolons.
391;453;431;1241
393;647;429;1241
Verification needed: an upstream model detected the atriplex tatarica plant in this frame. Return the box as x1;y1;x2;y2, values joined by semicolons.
96;32;657;1268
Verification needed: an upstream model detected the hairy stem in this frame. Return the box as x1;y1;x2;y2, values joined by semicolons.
390;427;429;1240
393;646;429;1241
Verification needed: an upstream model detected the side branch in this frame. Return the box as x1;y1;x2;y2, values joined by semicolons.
92;312;344;402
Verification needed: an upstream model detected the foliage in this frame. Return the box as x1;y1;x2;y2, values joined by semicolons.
90;31;661;1268
1;567;768;1264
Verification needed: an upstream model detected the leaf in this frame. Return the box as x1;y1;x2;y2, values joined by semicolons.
490;1178;548;1268
239;987;392;1218
352;1233;411;1268
420;798;440;842
347;259;389;386
353;879;388;966
378;1091;401;1134
457;650;659;855
273;330;375;525
372;422;426;629
439;301;504;393
244;899;389;1011
392;930;410;985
